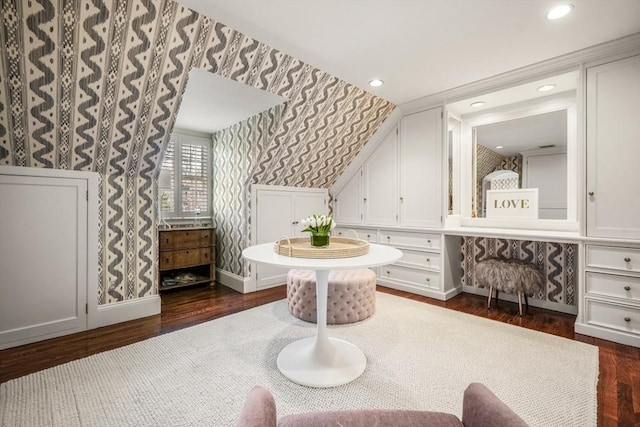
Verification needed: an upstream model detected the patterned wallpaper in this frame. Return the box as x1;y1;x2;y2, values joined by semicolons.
212;104;284;277
461;237;577;306
0;0;395;304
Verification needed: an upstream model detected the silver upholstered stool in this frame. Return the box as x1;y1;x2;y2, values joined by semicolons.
287;269;377;324
475;258;544;316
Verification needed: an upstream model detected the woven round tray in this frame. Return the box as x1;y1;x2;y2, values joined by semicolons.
274;234;369;259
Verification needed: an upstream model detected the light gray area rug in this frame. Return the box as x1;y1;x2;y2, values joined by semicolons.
0;292;598;427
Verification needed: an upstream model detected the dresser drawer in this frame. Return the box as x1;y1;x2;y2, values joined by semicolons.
173;230;206;248
585;299;639;335
159;252;175;270
379;230;441;250
397;249;441;271
380;265;440;290
334;228;378;242
173;248;201;268
586;272;639;302
200;247;214;264
586;245;640;273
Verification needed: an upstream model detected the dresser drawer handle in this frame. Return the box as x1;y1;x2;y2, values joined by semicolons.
624;317;631;322
624;286;631;291
386;270;390;275
427;239;431;244
624;257;631;262
387;236;391;241
426;278;430;282
426;258;430;262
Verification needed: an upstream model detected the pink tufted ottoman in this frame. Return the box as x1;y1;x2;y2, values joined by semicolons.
287;269;377;324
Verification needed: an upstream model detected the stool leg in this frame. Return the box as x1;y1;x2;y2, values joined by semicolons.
517;292;523;317
524;294;529;315
495;290;499;307
487;285;493;309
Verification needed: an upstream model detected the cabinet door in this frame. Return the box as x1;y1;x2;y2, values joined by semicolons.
586;55;640;239
334;168;363;225
364;127;398;226
293;192;328;235
399;107;443;228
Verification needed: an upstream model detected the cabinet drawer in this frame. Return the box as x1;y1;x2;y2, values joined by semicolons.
586;245;640;273
200;247;214;264
586;272;639;302
159;252;174;270
174;230;205;248
173;248;201;268
585;299;639;335
380;265;440;290
334;228;378;242
379;230;441;250
397;249;441;271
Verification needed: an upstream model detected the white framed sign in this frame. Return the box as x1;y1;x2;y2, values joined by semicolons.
486;188;539;219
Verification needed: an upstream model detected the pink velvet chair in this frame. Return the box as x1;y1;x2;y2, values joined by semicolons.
236;383;529;427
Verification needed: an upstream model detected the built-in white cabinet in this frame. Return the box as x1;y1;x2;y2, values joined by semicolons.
333;167;363;225
333;107;443;229
399;108;442;228
364;128;398;226
586;54;640;240
576;54;640;347
252;185;328;290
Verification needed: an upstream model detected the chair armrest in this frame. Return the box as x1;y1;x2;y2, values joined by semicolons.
236;386;277;427
462;383;528;427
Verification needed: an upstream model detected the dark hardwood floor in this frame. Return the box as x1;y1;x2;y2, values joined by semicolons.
1;284;638;426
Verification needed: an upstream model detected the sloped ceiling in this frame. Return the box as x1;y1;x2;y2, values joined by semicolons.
0;0;394;189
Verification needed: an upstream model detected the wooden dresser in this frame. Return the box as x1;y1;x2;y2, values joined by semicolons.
158;227;215;292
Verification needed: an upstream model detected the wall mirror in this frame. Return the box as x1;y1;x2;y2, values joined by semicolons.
446;70;579;231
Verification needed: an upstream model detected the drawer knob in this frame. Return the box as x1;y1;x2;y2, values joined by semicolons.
624;286;631;291
367;234;371;238
624;317;631;322
386;270;390;275
387;236;391;241
624;257;631;262
426;278;430;282
588;192;594;197
338;232;342;235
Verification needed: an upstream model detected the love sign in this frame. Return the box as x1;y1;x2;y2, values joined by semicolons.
485;188;539;219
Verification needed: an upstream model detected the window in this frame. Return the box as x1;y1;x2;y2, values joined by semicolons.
160;132;212;218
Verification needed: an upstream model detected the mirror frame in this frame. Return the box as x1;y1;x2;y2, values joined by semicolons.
456;93;578;231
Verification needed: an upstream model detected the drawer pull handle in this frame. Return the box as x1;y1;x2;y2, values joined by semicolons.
624;257;631;262
624;317;631;322
624;286;631;291
367;234;371;238
588;192;594;197
426;278;430;282
426;258;430;262
386;270;390;275
387;236;391;241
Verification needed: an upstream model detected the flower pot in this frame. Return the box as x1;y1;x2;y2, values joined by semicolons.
310;234;330;247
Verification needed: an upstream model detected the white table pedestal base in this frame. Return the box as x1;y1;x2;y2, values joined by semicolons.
277;336;366;388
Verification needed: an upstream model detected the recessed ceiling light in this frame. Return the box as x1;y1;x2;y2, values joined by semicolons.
369;79;384;87
547;4;573;20
496;146;504;149
537;84;556;92
470;101;485;108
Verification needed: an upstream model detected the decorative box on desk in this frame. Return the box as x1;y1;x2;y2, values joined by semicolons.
158;227;216;292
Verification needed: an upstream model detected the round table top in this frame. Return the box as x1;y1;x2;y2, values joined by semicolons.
242;242;402;270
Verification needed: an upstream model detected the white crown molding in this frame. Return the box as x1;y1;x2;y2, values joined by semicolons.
400;33;640;114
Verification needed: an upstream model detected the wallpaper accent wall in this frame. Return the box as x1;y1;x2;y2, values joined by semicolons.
0;0;395;304
461;237;577;306
212;104;284;277
474;144;504;216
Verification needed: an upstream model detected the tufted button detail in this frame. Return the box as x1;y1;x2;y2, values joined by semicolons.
286;269;377;324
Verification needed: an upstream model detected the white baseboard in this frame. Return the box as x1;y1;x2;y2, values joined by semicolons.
575;322;639;347
377;279;455;301
94;295;161;328
216;268;252;293
463;285;578;315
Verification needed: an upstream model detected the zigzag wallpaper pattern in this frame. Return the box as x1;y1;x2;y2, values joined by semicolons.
460;237;577;307
212;104;285;277
0;0;395;304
